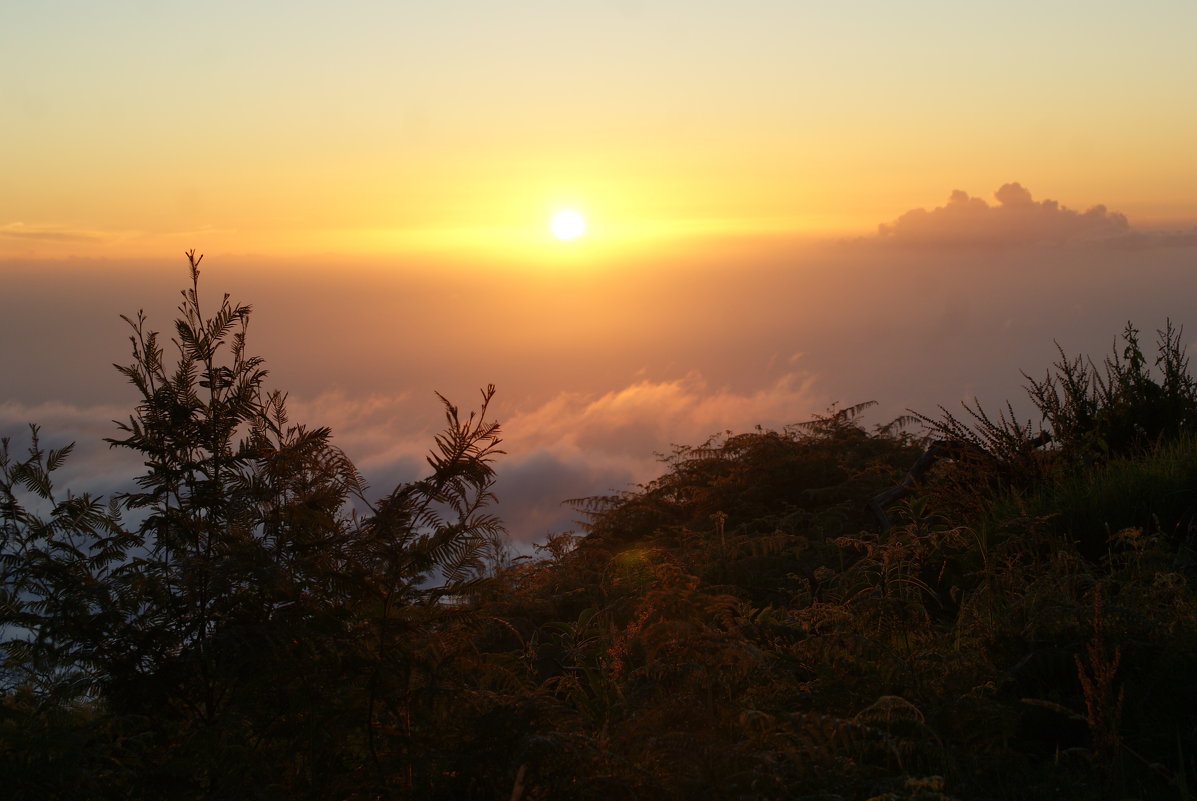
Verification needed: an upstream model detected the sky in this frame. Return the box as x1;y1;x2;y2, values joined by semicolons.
3;1;1197;546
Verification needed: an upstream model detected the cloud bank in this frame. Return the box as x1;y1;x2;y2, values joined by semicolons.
297;370;830;545
7;184;1197;550
0;400;143;499
502;370;824;472
877;183;1132;247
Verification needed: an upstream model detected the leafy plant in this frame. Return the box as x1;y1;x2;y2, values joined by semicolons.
1026;321;1197;466
3;252;507;800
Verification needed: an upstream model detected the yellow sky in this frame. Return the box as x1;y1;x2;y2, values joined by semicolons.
4;1;1196;261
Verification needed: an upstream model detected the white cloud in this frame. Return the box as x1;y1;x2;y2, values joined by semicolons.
503;370;826;475
482;370;828;541
283;371;830;543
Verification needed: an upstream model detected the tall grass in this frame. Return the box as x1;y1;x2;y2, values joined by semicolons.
997;433;1197;558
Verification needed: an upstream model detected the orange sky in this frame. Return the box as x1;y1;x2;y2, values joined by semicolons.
4;1;1197;260
4;2;1197;545
5;213;1197;544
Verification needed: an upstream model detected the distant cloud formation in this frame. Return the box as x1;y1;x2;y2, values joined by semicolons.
278;372;830;544
493;370;828;542
502;371;825;474
0;222;104;243
0;400;141;498
877;183;1132;247
9;235;1197;549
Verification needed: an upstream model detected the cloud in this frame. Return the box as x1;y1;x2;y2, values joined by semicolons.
281;371;832;543
10;240;1197;550
484;370;830;543
0;223;105;243
492;453;633;546
285;390;424;474
0;400;142;499
502;370;826;476
284;371;829;544
0;222;240;259
876;183;1131;247
1106;226;1197;251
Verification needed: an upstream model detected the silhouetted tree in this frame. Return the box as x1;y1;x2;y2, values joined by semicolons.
3;251;505;800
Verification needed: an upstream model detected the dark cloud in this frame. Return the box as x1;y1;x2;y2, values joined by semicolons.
493;452;635;545
877;183;1131;247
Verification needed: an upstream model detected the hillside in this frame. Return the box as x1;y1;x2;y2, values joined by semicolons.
470;357;1197;800
3;267;1196;800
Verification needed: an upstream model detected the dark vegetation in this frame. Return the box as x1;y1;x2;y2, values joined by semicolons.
4;253;1197;799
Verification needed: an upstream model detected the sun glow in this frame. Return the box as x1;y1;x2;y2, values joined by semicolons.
550;209;587;241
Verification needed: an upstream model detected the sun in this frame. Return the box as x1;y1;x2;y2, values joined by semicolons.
550;209;587;241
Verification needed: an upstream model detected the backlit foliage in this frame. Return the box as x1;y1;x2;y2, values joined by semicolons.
2;258;1196;800
1;253;504;800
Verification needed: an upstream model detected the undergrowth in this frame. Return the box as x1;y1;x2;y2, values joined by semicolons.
4;270;1196;801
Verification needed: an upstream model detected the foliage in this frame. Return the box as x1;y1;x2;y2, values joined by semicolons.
1026;320;1197;465
5;262;1197;801
469;325;1197;800
917;321;1197;552
2;252;505;799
